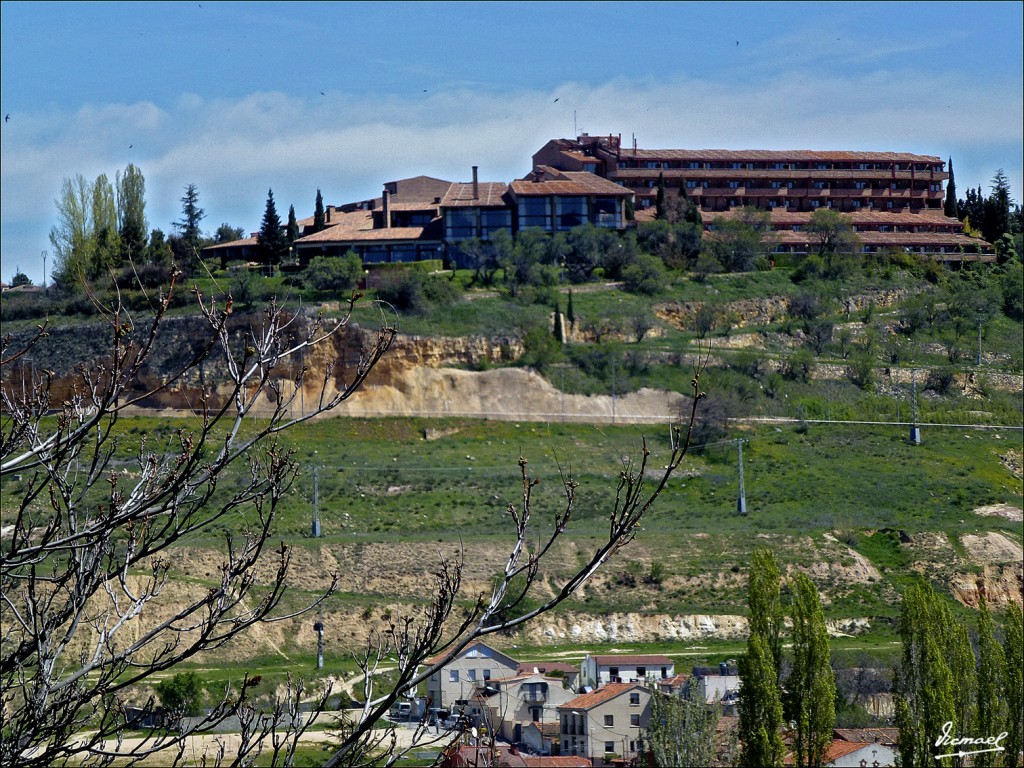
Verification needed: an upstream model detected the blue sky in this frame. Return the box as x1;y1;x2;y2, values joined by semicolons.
2;1;1022;285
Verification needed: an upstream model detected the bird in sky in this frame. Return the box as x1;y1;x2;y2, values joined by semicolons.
4;114;9;123
553;97;559;103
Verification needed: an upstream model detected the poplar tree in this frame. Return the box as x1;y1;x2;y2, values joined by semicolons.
945;617;976;768
739;633;785;767
643;690;720;767
894;581;956;767
739;547;784;767
974;596;1006;768
1005;603;1023;768
49;174;93;289
787;572;835;768
748;546;783;680
116;163;148;262
91;173;121;277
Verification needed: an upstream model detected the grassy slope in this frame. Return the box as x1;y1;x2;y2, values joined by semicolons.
2;267;1021;685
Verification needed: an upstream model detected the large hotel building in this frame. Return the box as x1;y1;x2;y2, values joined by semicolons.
204;134;991;268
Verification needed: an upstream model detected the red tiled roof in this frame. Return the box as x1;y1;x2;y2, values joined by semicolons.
558;683;640;711
783;740;883;766
708;209;961;226
440;182;509;207
202;235;259;250
510;172;629;197
611;148;941;163
833;727;899;746
523;757;592;768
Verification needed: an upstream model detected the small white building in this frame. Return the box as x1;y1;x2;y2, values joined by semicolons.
579;654;674;690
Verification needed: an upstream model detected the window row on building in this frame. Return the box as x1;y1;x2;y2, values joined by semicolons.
203;134;991;270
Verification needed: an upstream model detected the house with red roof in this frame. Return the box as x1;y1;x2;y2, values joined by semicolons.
557;683;651;766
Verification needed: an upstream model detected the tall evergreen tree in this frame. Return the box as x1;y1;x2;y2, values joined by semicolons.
566;288;576;330
944;157;958;218
287;204;300;250
973;596;1007;768
175;183;206;269
895;581;956;767
1005;603;1023;768
116;163;148;263
258;188;288;266
314;188;326;233
655;172;667;220
787;572;835;768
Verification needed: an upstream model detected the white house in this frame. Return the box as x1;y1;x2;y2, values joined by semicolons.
579;654;674;690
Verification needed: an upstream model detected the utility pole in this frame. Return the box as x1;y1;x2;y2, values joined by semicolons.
736;438;747;515
311;464;321;538
314;606;324;670
909;369;921;444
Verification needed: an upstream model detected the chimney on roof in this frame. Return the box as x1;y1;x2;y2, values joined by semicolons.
471;166;479;200
326;206;332;224
382;189;391;229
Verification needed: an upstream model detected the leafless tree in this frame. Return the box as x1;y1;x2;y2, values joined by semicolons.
1;267;707;767
322;367;708;767
1;270;395;767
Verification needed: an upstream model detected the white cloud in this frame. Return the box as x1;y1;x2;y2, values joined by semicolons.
3;70;1021;284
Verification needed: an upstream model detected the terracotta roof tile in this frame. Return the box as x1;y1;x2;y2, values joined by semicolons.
613;148;941;163
510;172;629;197
558;683;641;711
440;182;510;207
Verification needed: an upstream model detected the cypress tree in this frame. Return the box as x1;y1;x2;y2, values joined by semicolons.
787;572;835;768
944;157;958;218
553;301;564;343
287;204;299;247
656;172;667;220
566;288;576;330
314;188;326;233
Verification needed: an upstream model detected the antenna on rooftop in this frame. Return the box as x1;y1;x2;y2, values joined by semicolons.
573;110;577;137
